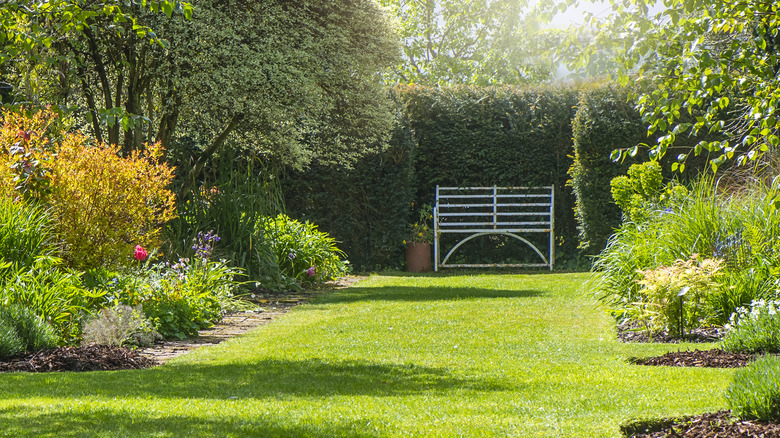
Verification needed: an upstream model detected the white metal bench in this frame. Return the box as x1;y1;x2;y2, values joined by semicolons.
433;185;555;271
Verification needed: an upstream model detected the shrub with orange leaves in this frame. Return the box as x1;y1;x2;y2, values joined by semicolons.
0;108;178;270
0;109;58;201
49;137;177;269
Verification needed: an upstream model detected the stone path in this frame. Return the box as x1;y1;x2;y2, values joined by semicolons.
137;297;307;364
138;276;365;364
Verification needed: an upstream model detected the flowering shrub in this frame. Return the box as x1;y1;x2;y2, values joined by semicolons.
633;254;723;337
49;137;176;270
105;232;242;339
405;203;433;244
258;214;349;290
721;299;780;354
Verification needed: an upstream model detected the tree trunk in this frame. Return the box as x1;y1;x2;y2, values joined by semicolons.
177;113;244;201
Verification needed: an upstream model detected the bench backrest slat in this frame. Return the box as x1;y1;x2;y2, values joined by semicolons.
433;185;554;271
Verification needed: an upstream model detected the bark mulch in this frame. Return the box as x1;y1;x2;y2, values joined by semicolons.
617;320;721;344
0;276;365;373
618;322;780;437
623;410;780;438
0;345;154;372
628;348;756;368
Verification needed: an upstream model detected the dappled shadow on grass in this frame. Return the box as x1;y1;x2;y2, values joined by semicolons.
314;285;544;304
0;357;509;402
0;405;382;438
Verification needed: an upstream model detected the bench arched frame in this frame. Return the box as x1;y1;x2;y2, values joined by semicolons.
433;185;555;271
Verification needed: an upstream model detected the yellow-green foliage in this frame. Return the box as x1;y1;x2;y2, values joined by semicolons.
50;137;177;269
0;109;58;201
635;254;723;336
611;161;688;223
0;109;177;270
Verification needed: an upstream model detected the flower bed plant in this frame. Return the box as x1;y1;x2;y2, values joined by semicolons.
721;299;780;354
594;162;780;337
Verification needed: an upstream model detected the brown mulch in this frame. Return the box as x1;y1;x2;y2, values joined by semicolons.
0;276;365;373
616;320;721;344
623;410;780;438
629;348;756;368
0;345;154;372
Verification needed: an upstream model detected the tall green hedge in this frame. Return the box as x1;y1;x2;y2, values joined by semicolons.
569;84;647;254
401;85;581;264
284;84;584;270
569;83;719;255
282;106;416;271
283;82;715;271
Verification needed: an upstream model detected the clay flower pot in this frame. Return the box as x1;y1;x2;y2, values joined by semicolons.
406;242;431;272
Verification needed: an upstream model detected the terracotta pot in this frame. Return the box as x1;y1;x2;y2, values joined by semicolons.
406;242;432;272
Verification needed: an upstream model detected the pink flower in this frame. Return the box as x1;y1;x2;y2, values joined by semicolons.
305;266;316;277
134;245;148;261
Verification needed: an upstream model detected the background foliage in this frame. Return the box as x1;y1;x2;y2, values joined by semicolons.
284;84;583;270
379;0;552;85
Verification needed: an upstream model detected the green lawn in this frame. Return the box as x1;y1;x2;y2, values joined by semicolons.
0;273;731;437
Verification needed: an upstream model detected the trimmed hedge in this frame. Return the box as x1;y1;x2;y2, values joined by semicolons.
284;85;582;270
569;83;647;254
282;82;717;271
402;85;581;266
282;105;416;271
569;83;719;255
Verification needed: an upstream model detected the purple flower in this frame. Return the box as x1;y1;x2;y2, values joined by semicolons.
288;252;296;260
305;266;316;277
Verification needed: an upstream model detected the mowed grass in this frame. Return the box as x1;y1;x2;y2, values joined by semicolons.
0;273;731;437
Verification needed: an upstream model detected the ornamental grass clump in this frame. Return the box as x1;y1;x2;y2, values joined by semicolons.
726;355;780;422
721;299;780;354
0;197;56;276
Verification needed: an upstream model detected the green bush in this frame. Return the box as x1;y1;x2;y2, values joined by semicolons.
0;303;57;359
721;300;780;354
258;214;349;290
610;161;689;223
726;355;780;422
0;256;102;343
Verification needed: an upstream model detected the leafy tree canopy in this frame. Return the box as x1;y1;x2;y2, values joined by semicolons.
380;0;552;85
0;0;400;193
551;0;780;173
